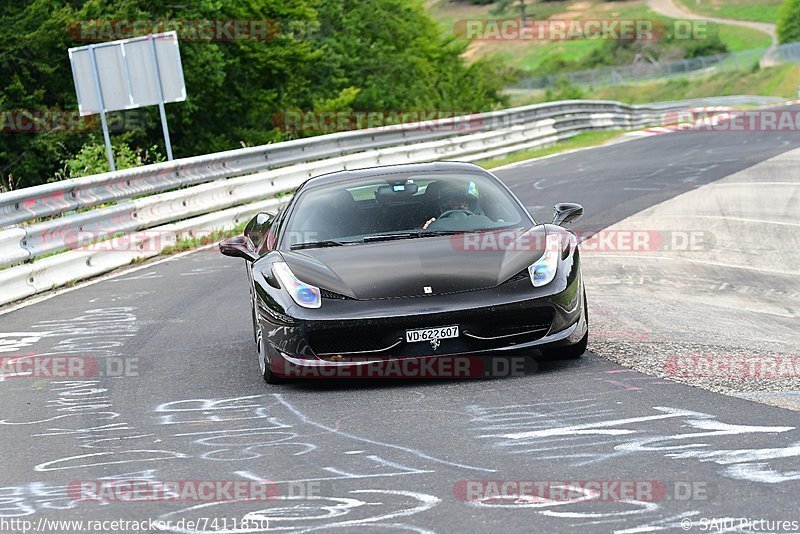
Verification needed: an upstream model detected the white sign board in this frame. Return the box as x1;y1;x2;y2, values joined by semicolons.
68;31;186;116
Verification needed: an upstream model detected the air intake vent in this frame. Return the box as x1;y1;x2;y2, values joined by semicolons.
320;288;356;300
504;270;529;284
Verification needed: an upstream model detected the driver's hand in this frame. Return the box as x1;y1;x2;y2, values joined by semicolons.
422;217;436;229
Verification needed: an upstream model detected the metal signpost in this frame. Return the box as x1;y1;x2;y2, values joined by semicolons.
68;31;186;171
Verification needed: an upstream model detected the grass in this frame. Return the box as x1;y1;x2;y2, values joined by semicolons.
714;23;772;51
159;223;247;256
476;130;626;169
506;63;800;106
676;0;783;24
508;39;606;73
428;0;774;75
591;64;800;103
580;2;772;51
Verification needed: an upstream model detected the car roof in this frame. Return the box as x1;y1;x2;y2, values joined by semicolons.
299;161;492;190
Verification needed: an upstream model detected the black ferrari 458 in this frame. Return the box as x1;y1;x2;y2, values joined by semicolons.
220;161;587;383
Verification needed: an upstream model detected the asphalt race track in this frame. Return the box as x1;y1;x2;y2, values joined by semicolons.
1;121;800;533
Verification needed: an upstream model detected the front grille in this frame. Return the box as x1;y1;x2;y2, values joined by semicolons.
309;329;401;355
307;306;554;358
463;308;553;342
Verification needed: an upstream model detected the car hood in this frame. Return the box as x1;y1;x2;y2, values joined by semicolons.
280;227;547;300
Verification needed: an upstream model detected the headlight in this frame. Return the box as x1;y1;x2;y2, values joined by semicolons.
272;262;321;309
528;234;560;287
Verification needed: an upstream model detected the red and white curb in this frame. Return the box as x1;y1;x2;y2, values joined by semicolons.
626;99;800;140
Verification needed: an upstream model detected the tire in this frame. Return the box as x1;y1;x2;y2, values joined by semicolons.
540;289;588;359
262;359;286;385
253;297;285;385
544;329;587;359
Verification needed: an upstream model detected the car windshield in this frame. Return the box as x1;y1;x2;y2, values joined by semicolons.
281;171;531;250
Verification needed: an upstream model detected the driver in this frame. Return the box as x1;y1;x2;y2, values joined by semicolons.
422;187;478;229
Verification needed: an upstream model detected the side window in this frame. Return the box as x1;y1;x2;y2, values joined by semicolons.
264;206;288;251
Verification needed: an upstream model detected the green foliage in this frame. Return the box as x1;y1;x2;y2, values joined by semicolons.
544;78;585;101
590;64;800;104
159;223;247;256
1;0;507;189
682;32;728;58
778;0;800;43
677;0;783;24
312;87;361;113
533;26;729;76
52;138;164;181
311;0;509;112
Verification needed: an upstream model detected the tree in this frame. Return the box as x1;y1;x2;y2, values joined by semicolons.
777;0;800;44
1;0;507;189
312;0;509;113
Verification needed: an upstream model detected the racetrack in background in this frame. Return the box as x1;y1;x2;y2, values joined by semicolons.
1;114;800;532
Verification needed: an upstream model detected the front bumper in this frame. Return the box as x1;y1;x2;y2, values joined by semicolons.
270;322;580;379
255;261;586;375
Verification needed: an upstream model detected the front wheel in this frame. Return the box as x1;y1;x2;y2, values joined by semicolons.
540;289;588;359
253;301;285;385
541;329;587;359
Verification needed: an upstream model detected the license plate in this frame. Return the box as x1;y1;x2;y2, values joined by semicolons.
405;326;459;343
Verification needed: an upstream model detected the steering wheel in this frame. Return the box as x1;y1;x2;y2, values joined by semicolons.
438;209;475;219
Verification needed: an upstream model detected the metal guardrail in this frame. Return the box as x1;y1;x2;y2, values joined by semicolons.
0;97;776;231
0;96;785;306
0;100;630;228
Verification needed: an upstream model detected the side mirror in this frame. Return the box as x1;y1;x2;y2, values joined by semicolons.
552;203;584;226
244;212;276;250
219;235;258;262
255;212;274;226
